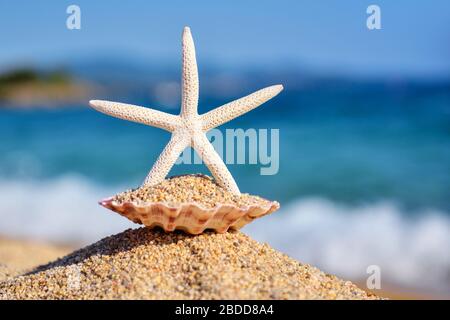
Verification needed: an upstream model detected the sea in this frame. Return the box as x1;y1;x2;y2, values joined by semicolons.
1;77;449;294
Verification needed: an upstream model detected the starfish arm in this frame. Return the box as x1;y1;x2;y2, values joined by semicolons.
89;100;180;132
142;133;190;187
180;26;199;119
192;133;241;195
201;84;283;131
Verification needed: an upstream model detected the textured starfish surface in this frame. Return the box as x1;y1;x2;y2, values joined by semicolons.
89;27;283;195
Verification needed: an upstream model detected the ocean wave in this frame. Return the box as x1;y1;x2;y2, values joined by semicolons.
0;176;133;243
0;176;449;293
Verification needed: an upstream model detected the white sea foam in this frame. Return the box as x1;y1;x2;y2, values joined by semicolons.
0;176;133;243
0;176;449;293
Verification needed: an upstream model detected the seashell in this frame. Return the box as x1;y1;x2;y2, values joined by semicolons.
99;198;280;235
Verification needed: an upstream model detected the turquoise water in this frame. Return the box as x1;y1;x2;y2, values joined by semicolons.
1;83;449;211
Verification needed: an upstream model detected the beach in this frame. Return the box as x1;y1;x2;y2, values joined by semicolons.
0;228;380;300
0;237;72;282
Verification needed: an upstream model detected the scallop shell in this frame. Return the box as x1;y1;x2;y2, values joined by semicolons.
99;198;280;235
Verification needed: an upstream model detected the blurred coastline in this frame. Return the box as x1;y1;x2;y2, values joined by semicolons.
0;67;95;108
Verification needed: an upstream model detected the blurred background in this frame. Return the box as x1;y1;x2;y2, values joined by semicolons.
0;0;449;298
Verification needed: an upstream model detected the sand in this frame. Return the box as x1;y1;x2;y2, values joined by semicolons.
114;174;272;208
0;228;380;300
0;237;72;282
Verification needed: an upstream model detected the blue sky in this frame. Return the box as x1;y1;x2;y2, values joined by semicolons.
0;0;449;78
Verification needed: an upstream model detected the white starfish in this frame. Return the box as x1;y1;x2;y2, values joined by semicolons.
89;27;283;195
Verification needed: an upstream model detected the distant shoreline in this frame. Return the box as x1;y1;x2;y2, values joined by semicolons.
0;68;96;109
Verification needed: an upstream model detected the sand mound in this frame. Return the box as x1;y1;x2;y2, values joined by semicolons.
0;228;379;300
